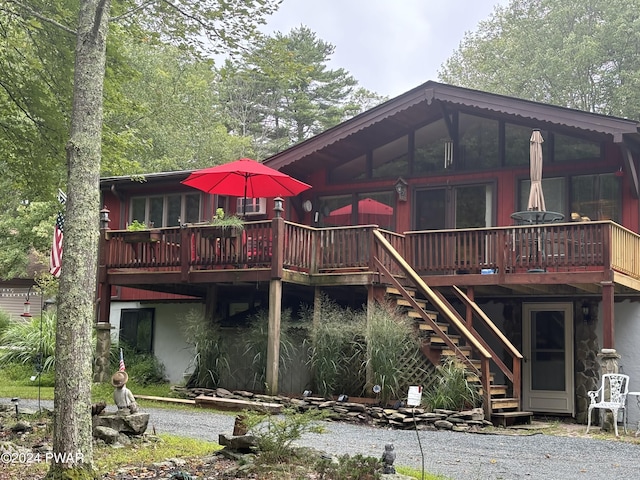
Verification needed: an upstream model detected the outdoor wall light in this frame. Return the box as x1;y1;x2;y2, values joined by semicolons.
394;177;408;202
273;197;284;217
99;206;111;229
582;302;593;324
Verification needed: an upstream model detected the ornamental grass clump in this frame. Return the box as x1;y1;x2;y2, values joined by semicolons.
361;302;425;405
304;297;365;398
182;309;229;389
423;357;482;411
243;308;296;392
0;311;57;373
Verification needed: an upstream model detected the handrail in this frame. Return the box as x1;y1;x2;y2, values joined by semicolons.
372;229;491;358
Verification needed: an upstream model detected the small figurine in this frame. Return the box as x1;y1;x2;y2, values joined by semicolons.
382;443;396;474
111;371;139;414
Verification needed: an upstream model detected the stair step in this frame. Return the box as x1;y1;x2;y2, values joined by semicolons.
491;398;520;410
396;298;427;309
440;345;472;357
491;411;533;427
409;310;439;321
429;335;460;345
490;385;508;396
386;287;415;297
417;322;448;333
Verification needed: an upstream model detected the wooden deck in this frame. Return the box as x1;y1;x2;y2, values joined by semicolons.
99;219;640;298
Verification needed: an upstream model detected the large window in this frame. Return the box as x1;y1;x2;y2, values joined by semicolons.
415;184;494;230
571;173;620;221
414;119;450;174
372;136;408;178
458;114;499;170
519;177;566;214
119;308;154;354
131;193;201;227
320;192;395;230
518;174;620;222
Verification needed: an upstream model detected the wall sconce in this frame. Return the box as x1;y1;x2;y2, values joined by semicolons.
394;177;408;202
582;302;594;324
99;206;111;230
273;197;284;218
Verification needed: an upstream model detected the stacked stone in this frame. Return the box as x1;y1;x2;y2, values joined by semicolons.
183;387;493;432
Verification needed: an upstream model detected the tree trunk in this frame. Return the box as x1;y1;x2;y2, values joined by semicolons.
46;0;111;478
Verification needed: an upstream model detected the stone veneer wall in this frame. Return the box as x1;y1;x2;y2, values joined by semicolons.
574;302;600;424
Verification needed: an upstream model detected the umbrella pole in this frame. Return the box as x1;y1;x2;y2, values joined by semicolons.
243;176;248;216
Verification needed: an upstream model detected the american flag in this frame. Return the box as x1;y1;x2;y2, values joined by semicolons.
119;348;126;371
49;211;64;278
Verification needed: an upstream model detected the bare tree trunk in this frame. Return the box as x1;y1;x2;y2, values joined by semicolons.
46;0;111;478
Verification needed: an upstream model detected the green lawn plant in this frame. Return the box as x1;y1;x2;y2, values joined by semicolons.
243;308;296;392
243;406;328;463
0;311;57;373
362;302;425;406
304;297;366;398
423;357;482;411
181;308;229;389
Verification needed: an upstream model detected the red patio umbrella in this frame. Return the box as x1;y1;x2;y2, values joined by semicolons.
181;158;311;214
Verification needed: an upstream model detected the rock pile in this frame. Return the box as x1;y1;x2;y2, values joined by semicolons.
173;386;493;432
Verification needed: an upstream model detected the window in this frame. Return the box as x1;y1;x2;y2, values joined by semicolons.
130;193;201;227
571;174;620;221
459;114;499;170
119;308;154;354
372;136;408;178
237;197;266;216
506;124;549;167
415;184;494;230
554;134;601;162
322;192;395;230
414;119;451;174
519;177;566;214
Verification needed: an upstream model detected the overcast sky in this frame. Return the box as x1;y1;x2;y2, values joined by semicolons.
262;0;509;98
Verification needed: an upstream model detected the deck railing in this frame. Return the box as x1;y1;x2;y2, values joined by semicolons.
102;220;640;281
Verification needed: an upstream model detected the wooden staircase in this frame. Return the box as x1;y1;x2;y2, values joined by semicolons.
373;231;532;426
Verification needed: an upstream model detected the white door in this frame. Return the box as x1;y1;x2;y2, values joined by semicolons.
522;303;574;414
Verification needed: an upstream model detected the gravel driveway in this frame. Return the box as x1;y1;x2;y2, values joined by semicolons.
5;398;640;479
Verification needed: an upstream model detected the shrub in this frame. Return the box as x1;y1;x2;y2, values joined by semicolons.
315;453;382;480
181;309;228;389
0;309;11;336
243;407;328;463
113;344;167;386
423;357;482;411
0;312;57;373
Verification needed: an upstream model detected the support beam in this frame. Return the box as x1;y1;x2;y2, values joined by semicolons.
265;278;282;395
601;281;615;349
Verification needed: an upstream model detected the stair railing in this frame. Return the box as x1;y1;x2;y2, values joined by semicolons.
372;229;493;416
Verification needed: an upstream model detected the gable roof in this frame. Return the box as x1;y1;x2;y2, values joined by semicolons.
264;81;640;178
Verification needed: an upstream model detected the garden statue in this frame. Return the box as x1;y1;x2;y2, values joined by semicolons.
111;371;139;414
381;443;396;474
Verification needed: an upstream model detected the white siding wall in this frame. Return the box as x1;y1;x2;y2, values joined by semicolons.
109;301;198;384
608;301;640;430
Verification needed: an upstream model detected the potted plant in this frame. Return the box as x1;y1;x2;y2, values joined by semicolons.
203;208;244;238
122;220;161;243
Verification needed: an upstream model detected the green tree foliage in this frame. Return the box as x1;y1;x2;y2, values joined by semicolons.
110;39;253;173
439;0;640;119
0;201;58;280
216;26;385;157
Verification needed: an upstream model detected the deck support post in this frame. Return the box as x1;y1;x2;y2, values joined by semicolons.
601;281;615;349
266;200;285;395
95;227;112;383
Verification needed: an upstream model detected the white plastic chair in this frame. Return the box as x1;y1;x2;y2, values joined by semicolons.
586;373;629;436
